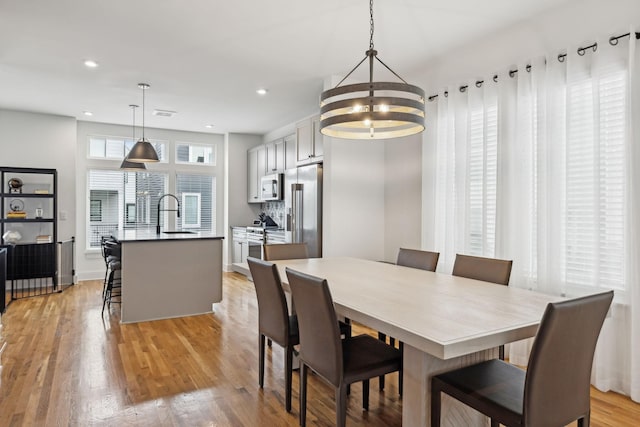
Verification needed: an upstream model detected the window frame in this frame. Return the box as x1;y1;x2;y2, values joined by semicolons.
181;192;201;228
175;141;216;166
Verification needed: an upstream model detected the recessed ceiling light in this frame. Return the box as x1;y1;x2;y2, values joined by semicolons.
84;60;98;68
256;88;268;95
205;124;214;129
83;111;93;116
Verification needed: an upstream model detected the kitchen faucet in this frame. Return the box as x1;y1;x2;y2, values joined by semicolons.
156;193;181;234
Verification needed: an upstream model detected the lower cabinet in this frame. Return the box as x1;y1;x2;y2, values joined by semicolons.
232;228;248;264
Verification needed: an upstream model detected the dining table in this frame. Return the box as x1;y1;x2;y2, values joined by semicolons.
272;257;563;427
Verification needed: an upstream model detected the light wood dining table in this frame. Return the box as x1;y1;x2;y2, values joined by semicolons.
272;257;563;427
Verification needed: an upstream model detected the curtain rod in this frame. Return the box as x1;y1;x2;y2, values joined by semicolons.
428;31;640;101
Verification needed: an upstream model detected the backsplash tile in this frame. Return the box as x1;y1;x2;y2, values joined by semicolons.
261;201;285;228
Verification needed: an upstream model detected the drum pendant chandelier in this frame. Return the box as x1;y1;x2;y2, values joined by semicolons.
319;0;425;140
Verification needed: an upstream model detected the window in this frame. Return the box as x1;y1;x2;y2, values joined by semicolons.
433;60;628;293
467;104;498;256
181;193;201;228
176;143;215;165
125;203;136;224
87;170;168;248
88;136;167;162
176;174;215;232
89;200;102;221
564;70;626;291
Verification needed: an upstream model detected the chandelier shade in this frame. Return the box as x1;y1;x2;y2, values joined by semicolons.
320;80;425;140
319;0;425;140
120;158;147;170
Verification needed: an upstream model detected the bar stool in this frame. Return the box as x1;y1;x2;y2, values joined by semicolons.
102;258;121;314
100;238;122;314
100;237;120;297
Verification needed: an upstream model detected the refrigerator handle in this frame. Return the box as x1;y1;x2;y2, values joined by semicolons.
291;183;303;243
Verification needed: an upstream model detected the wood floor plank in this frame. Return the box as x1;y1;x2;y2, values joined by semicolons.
0;272;637;426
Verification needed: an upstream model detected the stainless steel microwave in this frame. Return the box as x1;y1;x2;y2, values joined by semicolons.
260;173;283;201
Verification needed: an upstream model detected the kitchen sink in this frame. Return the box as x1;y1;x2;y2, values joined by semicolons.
162;231;196;234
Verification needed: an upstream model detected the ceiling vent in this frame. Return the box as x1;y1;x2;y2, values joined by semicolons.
152;109;177;118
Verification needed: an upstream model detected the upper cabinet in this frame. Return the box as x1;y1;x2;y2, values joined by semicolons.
296;115;323;165
265;138;286;174
247;146;266;204
248;133;296;204
265;133;297;174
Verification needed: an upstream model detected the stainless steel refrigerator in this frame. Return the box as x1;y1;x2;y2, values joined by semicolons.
284;164;322;258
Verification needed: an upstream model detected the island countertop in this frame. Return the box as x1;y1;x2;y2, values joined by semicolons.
113;229;224;242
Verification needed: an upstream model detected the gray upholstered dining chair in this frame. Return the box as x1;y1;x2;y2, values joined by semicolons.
286;267;402;427
247;257;299;412
431;290;613;427
247;257;351;412
397;247;440;272
379;247;440;391
452;253;513;359
452;253;513;286
263;243;309;261
262;242;349;348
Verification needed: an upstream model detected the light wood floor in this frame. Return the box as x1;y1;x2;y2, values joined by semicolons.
0;272;638;426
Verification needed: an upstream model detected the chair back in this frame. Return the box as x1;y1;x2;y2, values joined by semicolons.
247;257;291;346
523;290;613;426
286;267;343;387
397;248;439;272
263;243;309;261
452;254;512;285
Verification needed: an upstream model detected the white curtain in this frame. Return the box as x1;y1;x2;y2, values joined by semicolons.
431;30;640;402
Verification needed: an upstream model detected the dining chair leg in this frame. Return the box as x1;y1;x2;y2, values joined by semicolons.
378;331;386;390
498;344;505;360
390;337;396;347
285;345;293;412
362;379;370;411
300;363;308;427
336;383;348;427
258;334;265;388
491;420;499;427
578;414;590;427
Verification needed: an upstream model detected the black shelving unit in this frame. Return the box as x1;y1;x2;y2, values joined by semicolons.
0;167;58;303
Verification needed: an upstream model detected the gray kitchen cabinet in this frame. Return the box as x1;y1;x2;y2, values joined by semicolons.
232;227;248;264
247;146;266;203
296;114;323;165
284;133;296;170
266;138;286;173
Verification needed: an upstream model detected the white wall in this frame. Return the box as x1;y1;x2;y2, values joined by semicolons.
0;109;77;242
416;0;640;248
323;137;386;260
383;134;423;262
76;121;224;280
224;133;262;270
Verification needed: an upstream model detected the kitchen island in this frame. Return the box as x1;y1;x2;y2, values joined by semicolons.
113;230;224;323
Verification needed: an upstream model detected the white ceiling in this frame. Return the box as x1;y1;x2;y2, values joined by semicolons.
0;0;574;135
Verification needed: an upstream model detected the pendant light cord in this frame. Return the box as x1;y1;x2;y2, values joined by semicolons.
142;87;145;140
131;105;137;140
369;0;375;50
